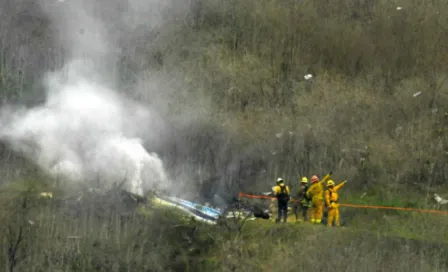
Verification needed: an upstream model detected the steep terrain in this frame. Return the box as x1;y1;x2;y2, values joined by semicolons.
0;0;448;271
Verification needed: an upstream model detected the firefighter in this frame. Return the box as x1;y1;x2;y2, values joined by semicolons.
306;172;332;224
294;177;310;222
272;177;290;223
325;179;347;227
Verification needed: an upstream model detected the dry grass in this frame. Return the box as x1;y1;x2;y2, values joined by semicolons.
1;185;447;272
0;0;448;270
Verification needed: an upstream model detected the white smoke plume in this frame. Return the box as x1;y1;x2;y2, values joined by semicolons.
0;0;182;195
0;60;168;195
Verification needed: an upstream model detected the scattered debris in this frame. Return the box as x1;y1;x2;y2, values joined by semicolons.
275;133;283;138
413;91;422;97
225;210;256;221
152;195;222;224
153;194;270;223
39;192;53;199
396;7;403;10
360;192;367;199
434;193;448;209
67;236;82;239
304;74;313;80
28;220;35;225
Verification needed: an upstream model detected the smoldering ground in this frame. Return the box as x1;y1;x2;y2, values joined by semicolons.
0;0;184;195
0;0;273;208
0;60;170;195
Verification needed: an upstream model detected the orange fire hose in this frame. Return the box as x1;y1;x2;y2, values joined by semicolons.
238;192;448;215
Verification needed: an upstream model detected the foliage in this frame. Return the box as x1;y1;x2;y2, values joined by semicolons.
0;0;448;270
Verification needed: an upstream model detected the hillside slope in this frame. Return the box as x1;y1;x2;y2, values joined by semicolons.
0;0;448;271
1;184;447;272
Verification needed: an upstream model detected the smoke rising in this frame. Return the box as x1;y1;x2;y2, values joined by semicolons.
0;0;182;195
0;60;168;195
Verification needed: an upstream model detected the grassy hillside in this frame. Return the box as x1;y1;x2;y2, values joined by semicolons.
1;0;448;271
156;0;448;196
1;0;447;197
1;182;447;272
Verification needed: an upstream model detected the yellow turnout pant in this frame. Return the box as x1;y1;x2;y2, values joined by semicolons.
327;203;340;227
310;199;323;224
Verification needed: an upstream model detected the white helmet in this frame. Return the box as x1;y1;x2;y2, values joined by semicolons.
277;177;283;183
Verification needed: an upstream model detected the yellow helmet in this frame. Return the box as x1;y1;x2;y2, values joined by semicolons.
327;180;335;186
301;177;308;183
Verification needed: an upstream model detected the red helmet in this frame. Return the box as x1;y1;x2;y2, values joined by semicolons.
311;175;319;183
